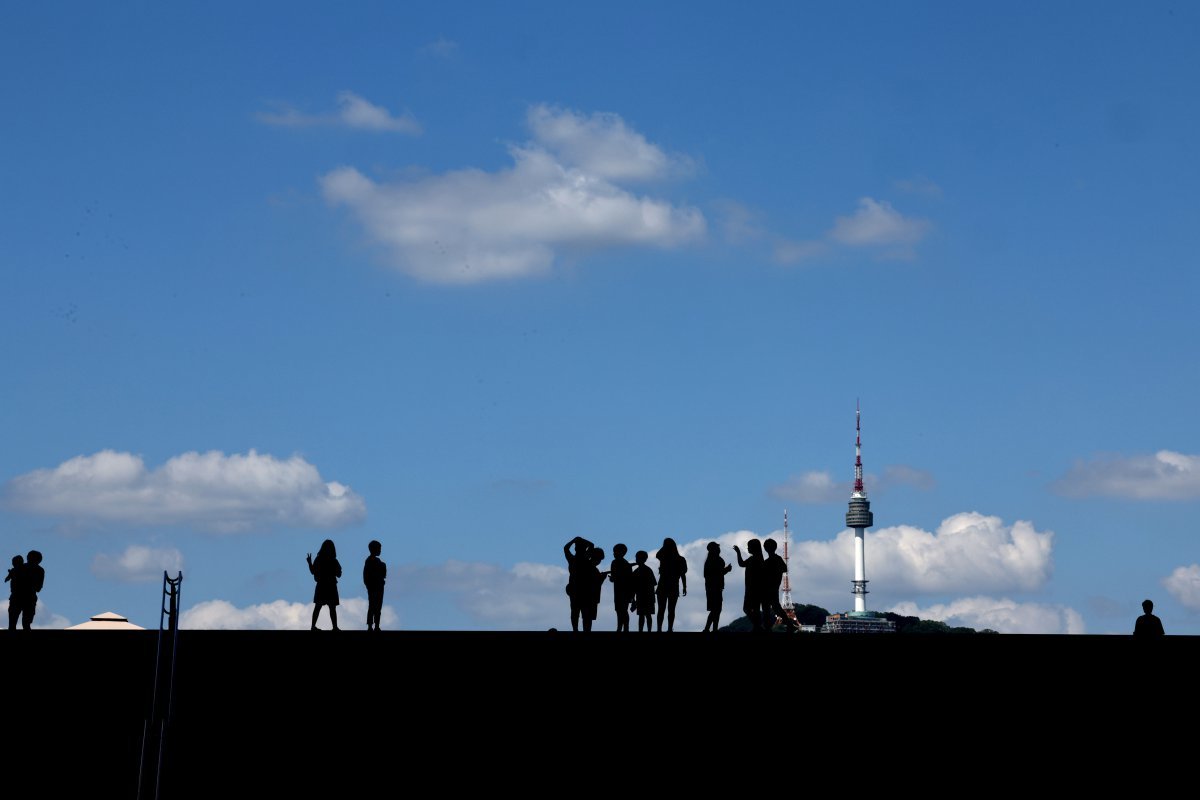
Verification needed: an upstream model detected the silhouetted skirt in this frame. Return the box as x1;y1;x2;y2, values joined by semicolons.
313;581;339;607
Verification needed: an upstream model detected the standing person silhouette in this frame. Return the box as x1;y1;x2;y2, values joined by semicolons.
582;547;609;633
307;540;342;631
5;555;24;631
655;538;687;633
762;539;798;631
733;539;765;632
631;550;657;632
363;540;386;631
20;551;45;630
609;543;634;632
563;536;596;632
1133;598;1165;636
702;543;732;633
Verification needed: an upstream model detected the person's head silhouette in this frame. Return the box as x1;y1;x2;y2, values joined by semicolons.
613;543;627;559
590;548;605;566
1143;598;1154;614
707;542;720;556
26;550;42;566
747;538;762;557
317;540;336;560
10;555;22;569
635;550;648;566
368;540;382;557
764;538;778;555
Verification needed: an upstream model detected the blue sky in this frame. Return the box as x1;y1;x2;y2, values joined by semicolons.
3;3;1199;633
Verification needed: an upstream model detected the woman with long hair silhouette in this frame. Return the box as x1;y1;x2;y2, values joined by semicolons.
306;539;343;630
654;537;687;632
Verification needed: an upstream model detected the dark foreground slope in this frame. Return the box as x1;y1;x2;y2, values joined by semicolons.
1;630;1193;796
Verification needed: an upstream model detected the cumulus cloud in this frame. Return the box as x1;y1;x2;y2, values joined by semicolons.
890;597;1085;634
1054;450;1200;500
4;449;366;532
320;104;706;284
182;596;397;630
91;545;184;583
789;512;1054;597
767;464;935;504
0;600;70;629
257;91;421;134
1164;564;1200;610
830;197;931;249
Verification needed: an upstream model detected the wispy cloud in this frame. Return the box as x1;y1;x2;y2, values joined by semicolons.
767;464;934;504
418;37;459;59
829;197;932;252
893;175;943;198
91;545;184;582
321;104;705;284
257;91;421;134
4;449;366;532
755;197;932;265
1053;450;1200;500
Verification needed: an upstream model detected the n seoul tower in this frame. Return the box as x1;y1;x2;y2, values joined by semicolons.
845;402;874;613
825;403;895;632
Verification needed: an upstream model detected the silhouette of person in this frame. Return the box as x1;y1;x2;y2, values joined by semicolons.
1133;598;1165;636
609;543;634;632
363;540;386;631
655;537;687;632
582;547;609;632
762;539;798;631
19;551;44;630
564;536;596;632
702;543;732;633
733;539;765;632
307;540;342;630
631;550;657;632
5;555;24;631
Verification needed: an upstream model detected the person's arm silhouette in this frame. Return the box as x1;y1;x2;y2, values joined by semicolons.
306;553;315;576
733;545;747;567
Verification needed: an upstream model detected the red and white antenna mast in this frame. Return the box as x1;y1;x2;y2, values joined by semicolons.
781;510;800;627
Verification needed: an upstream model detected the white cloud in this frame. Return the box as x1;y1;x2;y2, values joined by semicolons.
4;449;366;532
829;197;931;249
767;464;935;504
790;513;1054;599
418;37;459;58
181;596;397;630
1054;450;1200;500
768;471;843;504
320;105;706;284
1164;564;1200;610
527;105;688;181
890;596;1085;634
257;91;421;134
893;175;943;198
772;238;827;265
0;599;70;629
91;545;184;583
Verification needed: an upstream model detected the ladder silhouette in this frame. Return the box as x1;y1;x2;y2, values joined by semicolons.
137;570;183;800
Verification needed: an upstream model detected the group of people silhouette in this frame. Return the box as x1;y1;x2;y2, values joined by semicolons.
5;550;45;630
563;535;801;633
305;539;387;631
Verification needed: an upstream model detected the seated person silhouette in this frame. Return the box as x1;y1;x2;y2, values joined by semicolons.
1133;598;1165;636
